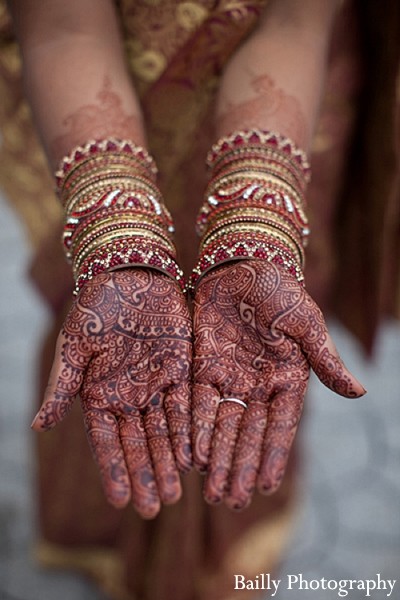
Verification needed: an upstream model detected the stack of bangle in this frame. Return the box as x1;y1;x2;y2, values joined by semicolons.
56;138;185;294
190;129;311;290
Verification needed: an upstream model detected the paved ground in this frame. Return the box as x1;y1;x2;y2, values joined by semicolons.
0;190;399;600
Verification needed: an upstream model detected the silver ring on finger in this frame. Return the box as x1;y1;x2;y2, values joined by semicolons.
219;397;247;409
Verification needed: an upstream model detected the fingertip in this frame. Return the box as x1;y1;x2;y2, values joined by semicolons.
352;375;367;397
107;489;131;510
193;455;208;474
134;497;161;519
104;467;132;509
140;504;161;520
350;384;367;398
30;410;56;432
224;495;251;512
30;413;42;431
338;373;367;399
160;478;182;506
204;492;223;506
257;478;282;497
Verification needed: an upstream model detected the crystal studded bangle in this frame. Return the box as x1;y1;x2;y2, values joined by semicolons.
56;138;185;294
190;129;311;292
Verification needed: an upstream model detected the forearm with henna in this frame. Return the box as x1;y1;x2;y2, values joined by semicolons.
9;0;145;167
215;0;341;149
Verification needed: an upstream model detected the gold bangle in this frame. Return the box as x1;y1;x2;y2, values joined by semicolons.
73;224;175;261
73;230;175;275
70;215;172;254
200;223;302;262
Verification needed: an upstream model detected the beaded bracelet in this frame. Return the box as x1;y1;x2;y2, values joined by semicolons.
190;129;311;291
75;238;185;293
56;138;184;294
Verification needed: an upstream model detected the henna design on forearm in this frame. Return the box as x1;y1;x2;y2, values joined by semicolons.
33;269;192;517
193;260;365;507
217;74;307;146
51;76;144;162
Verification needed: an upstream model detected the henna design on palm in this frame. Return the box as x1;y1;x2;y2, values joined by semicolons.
32;269;192;518
193;260;365;510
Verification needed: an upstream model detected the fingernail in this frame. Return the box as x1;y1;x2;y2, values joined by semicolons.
30;412;40;429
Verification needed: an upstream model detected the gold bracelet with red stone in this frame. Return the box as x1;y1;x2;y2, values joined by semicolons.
198;161;307;229
204;129;310;213
61;166;173;258
69;208;175;263
72;221;177;278
207;129;311;183
190;229;304;291
200;222;303;265
74;229;177;283
198;153;309;245
208;155;306;198
55;138;157;189
206;162;306;203
198;180;309;245
191;129;310;291
56;138;184;293
73;224;176;273
75;237;185;294
203;131;309;231
202;211;305;267
62;170;166;215
61;166;166;216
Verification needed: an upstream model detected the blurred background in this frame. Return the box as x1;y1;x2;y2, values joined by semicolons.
0;184;399;600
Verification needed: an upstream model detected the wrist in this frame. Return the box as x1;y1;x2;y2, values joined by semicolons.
56;138;185;294
190;129;311;291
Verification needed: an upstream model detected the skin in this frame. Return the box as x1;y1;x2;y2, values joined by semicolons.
217;73;308;148
31;269;192;518
215;0;342;150
193;260;365;509
8;0;146;168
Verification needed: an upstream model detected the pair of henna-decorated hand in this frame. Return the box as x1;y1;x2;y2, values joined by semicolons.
31;260;365;519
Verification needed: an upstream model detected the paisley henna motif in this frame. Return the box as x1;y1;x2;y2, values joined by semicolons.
193;260;366;508
32;268;192;518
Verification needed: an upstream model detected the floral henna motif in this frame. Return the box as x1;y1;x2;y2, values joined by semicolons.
32;268;192;518
217;74;307;147
51;76;144;163
193;260;365;508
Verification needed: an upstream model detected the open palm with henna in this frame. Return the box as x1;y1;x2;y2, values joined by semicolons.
31;269;192;519
193;260;365;510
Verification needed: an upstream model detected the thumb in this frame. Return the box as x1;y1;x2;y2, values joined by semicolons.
277;292;366;398
31;329;91;431
307;330;366;398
